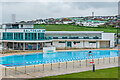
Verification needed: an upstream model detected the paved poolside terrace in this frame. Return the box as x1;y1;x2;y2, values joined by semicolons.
0;48;118;57
0;48;119;79
1;56;119;79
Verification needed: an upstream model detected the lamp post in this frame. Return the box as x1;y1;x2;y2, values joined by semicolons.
116;19;120;45
89;51;95;72
117;25;119;44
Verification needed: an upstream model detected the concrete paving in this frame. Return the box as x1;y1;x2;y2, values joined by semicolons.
1;57;118;79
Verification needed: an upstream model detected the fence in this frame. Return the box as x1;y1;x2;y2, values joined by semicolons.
2;56;118;78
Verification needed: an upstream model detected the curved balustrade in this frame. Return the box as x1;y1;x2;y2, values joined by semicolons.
49;37;101;39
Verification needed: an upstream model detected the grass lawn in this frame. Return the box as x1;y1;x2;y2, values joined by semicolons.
34;24;119;34
29;67;118;79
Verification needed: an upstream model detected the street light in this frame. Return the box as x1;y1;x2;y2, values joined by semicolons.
89;51;95;72
116;25;119;44
116;20;120;44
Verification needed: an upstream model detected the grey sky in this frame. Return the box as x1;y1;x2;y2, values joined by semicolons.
1;2;118;23
1;0;119;2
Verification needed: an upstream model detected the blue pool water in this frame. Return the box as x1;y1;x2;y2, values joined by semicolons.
0;50;118;67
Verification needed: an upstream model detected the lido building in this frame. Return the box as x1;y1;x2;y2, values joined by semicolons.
0;23;115;50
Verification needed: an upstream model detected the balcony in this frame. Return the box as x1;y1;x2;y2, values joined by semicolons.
2;37;52;41
49;36;101;40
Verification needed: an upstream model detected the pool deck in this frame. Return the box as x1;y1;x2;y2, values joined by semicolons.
1;49;118;79
1;58;118;78
0;48;118;57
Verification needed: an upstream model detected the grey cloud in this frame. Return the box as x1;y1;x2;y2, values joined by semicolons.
69;2;118;10
1;2;118;23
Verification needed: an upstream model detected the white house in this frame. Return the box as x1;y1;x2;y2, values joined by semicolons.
81;20;107;27
63;21;73;24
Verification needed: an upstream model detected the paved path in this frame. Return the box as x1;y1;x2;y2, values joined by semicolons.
1;57;118;79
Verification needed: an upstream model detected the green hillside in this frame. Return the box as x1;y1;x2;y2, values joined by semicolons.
34;24;119;34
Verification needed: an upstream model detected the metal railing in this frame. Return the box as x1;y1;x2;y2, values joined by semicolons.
2;37;52;41
2;56;118;78
50;37;102;39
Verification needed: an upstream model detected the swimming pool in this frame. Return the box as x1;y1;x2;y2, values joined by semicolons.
0;50;118;67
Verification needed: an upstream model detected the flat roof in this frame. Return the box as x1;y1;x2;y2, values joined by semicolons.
45;31;103;34
52;39;110;41
2;40;52;43
2;23;34;25
1;39;110;42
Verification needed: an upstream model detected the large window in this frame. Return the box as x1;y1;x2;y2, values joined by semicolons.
89;41;96;43
59;41;66;43
14;33;23;40
3;32;13;40
25;33;37;40
3;33;6;40
73;41;80;44
3;32;45;40
38;33;45;40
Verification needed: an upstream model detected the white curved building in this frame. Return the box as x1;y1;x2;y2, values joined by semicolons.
0;23;115;51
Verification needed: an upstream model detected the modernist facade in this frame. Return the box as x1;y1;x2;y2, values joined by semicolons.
0;23;115;50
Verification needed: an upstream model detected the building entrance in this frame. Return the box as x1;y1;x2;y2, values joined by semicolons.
67;41;72;47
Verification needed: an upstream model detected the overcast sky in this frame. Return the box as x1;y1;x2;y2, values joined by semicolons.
0;0;119;23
